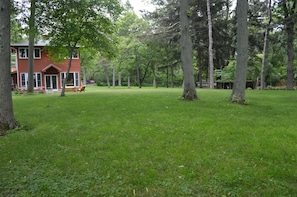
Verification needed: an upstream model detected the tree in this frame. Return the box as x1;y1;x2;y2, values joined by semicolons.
11;1;23;43
42;0;122;96
230;0;248;104
115;11;156;88
80;48;101;85
180;0;198;100
278;0;296;90
0;0;19;135
148;0;233;88
207;0;214;89
100;58;111;88
260;0;272;90
27;0;36;93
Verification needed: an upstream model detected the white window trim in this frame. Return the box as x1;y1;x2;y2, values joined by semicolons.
45;75;58;91
19;48;28;59
34;73;42;87
18;47;42;59
72;49;79;59
61;72;79;87
20;73;28;88
34;48;41;59
20;72;42;89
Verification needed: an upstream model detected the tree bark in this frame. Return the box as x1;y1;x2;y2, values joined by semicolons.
135;47;142;88
127;75;131;89
207;0;214;89
118;73;122;86
60;48;74;96
153;65;157;88
166;66;169;88
198;51;203;88
112;66;116;88
27;0;36;93
0;0;19;135
282;0;296;90
170;66;174;87
180;0;198;100
230;0;248;104
104;65;111;88
260;0;272;90
83;66;87;86
286;26;295;90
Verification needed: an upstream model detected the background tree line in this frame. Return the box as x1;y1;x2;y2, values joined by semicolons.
99;0;296;92
9;0;296;91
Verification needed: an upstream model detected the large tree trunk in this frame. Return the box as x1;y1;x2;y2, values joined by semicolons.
27;0;36;93
0;0;19;135
180;0;198;100
207;0;214;89
230;0;248;104
286;25;295;90
283;0;296;90
260;0;272;90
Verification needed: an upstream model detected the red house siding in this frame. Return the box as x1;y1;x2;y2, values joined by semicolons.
11;42;81;92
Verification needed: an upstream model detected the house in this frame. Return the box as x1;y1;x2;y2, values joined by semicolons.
11;40;81;92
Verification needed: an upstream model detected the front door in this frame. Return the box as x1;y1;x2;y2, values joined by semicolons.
45;75;58;90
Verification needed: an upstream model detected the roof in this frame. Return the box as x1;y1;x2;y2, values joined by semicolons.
11;40;50;47
11;40;80;48
42;64;62;72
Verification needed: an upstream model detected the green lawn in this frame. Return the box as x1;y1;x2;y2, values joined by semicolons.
1;87;297;196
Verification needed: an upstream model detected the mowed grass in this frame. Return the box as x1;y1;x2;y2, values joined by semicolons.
1;87;297;196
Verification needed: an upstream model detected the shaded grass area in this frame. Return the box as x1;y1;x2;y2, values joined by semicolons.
1;87;297;196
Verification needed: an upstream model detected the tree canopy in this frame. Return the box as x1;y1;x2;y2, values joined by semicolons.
39;0;123;96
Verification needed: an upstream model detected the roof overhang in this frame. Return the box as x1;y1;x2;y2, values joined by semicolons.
11;40;50;47
42;64;62;72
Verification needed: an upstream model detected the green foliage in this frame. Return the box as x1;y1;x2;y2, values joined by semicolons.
247;54;262;80
11;54;17;65
114;12;157;85
44;46;69;63
216;60;236;82
80;48;101;80
42;0;122;59
10;1;23;43
1;88;297;196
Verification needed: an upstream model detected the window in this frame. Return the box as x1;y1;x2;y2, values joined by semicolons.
34;48;41;58
21;73;28;88
19;48;28;58
75;72;79;86
20;73;42;88
34;73;42;87
61;72;79;87
19;48;41;59
72;49;79;59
